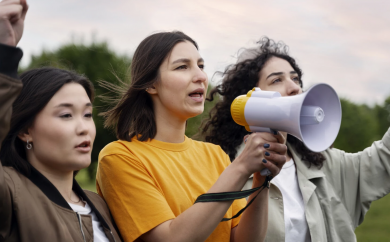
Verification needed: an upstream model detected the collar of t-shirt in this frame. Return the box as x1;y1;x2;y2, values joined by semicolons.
271;158;312;242
68;202;109;242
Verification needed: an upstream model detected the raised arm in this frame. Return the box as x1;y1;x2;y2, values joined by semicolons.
0;0;27;240
322;127;390;227
0;0;27;143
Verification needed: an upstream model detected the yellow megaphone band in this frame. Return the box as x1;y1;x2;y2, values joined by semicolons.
230;88;257;131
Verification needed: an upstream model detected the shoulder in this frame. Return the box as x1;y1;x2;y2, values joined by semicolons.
190;139;226;154
84;189;106;204
99;140;139;159
320;147;349;169
3;166;28;186
189;139;231;165
83;190;113;218
98;140;145;172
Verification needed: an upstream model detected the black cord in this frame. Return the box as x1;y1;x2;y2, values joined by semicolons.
194;175;272;222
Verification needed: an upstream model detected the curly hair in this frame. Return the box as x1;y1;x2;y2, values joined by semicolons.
201;37;325;168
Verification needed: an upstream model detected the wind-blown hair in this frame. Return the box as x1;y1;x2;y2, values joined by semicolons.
201;37;325;168
101;31;198;142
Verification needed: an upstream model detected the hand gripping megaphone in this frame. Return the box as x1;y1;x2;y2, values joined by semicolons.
231;83;342;176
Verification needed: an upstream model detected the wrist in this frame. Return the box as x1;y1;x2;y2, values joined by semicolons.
0;43;23;79
231;157;252;179
252;172;266;187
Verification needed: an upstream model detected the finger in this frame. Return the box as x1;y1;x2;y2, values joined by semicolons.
271;130;286;144
0;5;23;20
20;0;28;20
263;152;287;168
0;0;21;7
9;10;22;24
263;142;287;155
261;159;282;177
250;132;277;144
243;134;250;144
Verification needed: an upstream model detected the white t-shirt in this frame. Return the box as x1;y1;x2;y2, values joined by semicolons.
271;158;311;242
69;202;109;242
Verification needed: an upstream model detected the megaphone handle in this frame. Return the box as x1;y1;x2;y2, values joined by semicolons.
249;126;272;133
250;128;277;177
260;168;271;176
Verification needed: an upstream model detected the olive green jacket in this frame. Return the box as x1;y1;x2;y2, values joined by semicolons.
0;44;122;242
243;129;390;242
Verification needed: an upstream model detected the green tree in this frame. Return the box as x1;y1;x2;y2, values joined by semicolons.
22;41;132;179
333;98;380;152
376;96;390;137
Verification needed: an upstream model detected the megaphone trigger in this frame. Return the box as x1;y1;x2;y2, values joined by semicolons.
260;168;272;177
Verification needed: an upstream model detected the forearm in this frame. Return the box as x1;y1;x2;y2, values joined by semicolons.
143;162;250;242
0;43;23;147
232;177;268;242
0;43;21;238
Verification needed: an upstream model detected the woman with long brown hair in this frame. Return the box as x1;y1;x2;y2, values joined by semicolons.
96;32;287;242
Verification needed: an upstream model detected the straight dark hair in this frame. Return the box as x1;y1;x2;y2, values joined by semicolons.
101;31;198;142
0;67;94;177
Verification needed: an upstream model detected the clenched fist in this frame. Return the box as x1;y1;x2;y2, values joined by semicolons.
0;0;28;46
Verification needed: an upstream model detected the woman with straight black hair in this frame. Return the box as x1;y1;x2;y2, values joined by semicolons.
201;37;390;242
96;31;287;242
0;1;121;241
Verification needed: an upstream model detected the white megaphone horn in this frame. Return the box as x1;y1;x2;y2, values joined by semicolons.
230;83;342;176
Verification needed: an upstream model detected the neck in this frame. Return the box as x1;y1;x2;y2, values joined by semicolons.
153;109;187;143
27;153;78;204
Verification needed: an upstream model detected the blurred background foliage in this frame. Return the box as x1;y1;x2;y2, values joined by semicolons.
21;41;390;241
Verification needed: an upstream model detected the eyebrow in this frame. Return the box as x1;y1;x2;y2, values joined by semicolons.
266;71;297;80
54;103;93;108
171;58;204;65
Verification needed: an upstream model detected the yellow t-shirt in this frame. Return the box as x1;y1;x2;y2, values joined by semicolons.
96;136;247;242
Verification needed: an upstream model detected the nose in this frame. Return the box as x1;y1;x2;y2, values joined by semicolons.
76;117;90;136
286;79;301;96
192;66;207;84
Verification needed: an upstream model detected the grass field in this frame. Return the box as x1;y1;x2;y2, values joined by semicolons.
76;168;390;241
355;194;390;241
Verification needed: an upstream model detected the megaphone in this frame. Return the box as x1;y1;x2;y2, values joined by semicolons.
231;83;342;175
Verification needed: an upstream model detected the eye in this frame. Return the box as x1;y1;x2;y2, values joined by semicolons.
198;64;205;70
272;78;282;84
175;65;187;70
85;113;93;118
292;76;301;84
60;113;72;118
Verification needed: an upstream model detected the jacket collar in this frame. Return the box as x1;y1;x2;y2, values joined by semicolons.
27;165;111;230
287;142;325;180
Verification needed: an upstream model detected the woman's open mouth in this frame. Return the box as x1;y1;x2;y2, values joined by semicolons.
189;88;205;102
75;141;91;153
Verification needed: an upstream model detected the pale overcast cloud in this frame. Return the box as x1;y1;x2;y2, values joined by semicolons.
18;0;390;105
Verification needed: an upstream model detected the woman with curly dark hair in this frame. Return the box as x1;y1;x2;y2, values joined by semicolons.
201;37;390;242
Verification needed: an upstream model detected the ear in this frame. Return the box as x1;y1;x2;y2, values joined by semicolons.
18;129;32;143
146;85;158;95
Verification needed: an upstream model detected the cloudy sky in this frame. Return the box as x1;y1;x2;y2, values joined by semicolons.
18;0;390;105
